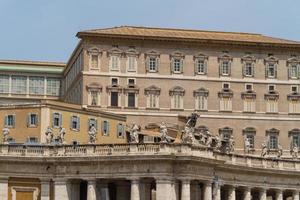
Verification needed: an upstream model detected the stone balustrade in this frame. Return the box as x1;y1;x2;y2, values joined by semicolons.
0;143;300;171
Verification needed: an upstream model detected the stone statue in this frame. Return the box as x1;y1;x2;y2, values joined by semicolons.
244;137;251;154
186;113;199;128
205;132;213;147
292;144;299;159
45;126;53;144
159;122;170;143
199;130;207;145
2;127;9;144
129;123;140;143
277;144;283;158
261;143;268;157
88;125;97;144
182;126;196;144
227;135;235;153
58;127;66;144
214;135;222;151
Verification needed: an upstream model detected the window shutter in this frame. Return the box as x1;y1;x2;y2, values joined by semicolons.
274;64;278;78
228;61;231;76
288;65;291;79
27;114;30;127
107;121;110;135
265;64;268;78
12;115;15;128
298;65;300;79
219;62;222;76
52;113;55;127
204;60;207;74
242;63;245;77
180;59;183;73
58;113;62;127
4;115;7;126
77;117;80;130
194;60;198;75
70;116;73;129
36;114;39;126
170;58;173;74
95;119;98;131
251;63;255;77
145;57;149;72
156;57;159;72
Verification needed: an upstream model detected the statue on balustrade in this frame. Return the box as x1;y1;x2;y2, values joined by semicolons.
226;135;235;154
244;137;251;154
214;135;222;152
159;122;170;143
182;113;199;144
2;127;9;144
88;125;97;144
57;127;66;144
129;123;140;143
291;144;298;159
277;144;283;158
261;143;268;157
185;113;199;128
204;131;213;147
45;126;54;144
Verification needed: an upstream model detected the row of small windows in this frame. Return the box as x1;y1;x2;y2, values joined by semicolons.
0;75;60;96
4;113;125;138
217;127;300;150
65;52;83;91
88;48;300;79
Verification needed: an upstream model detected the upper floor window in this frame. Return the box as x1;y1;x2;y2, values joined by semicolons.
26;137;38;144
218;53;232;76
145;50;160;73
86;83;102;106
70;115;80;131
241;54;256;77
29;76;44;95
145;85;160;109
117;123;124;138
127;56;137;72
0;75;9;93
47;78;60;96
53;112;62;128
194;53;208;75
265;55;278;78
193;88;209;111
88;47;101;70
218;83;233;112
243;127;256;149
170;51;184;74
169;86;185;109
91;55;99;69
4;114;15;128
287;56;300;79
289;129;300;148
108;47;122;71
266;128;279;150
219;127;233;141
11;75;27;94
288;86;300;114
102;120;109;136
27;113;38;127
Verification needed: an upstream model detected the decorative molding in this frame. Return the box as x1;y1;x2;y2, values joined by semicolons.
287;56;300;65
264;55;279;64
193;87;209;97
107;47;122;56
169;86;185;96
288;128;300;136
144;85;161;95
242;127;256;135
11;186;39;200
125;48;139;56
86;83;102;91
264;93;279;100
144;49;160;58
241;54;256;63
266;128;279;136
218;52;233;62
87;47;102;55
193;52;208;61
241;91;256;99
170;51;185;59
106;85;123;92
218;89;233;98
287;93;300;101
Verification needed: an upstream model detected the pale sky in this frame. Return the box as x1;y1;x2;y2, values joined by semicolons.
0;0;299;62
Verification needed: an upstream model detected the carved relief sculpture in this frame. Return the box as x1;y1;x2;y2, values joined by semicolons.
45;126;53;144
129;123;140;143
88;125;97;144
159;122;170;143
2;127;9;144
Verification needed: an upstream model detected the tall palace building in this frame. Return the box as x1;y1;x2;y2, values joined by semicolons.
1;26;300;200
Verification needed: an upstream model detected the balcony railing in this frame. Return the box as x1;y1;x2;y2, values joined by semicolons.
0;143;299;171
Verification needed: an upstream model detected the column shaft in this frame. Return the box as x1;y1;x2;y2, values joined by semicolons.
228;186;236;200
293;191;300;200
203;182;212;200
54;179;69;200
41;180;51;200
87;180;97;200
215;186;221;200
259;188;267;200
131;179;140;200
0;177;8;200
181;180;190;200
243;187;251;200
275;189;283;200
156;179;173;200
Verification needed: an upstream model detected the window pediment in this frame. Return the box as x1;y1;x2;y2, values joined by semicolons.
193;88;209;97
241;54;256;63
86;83;102;91
144;85;161;95
289;128;300;136
145;49;160;58
87;47;102;55
194;53;208;61
108;47;122;56
170;51;185;59
287;56;300;65
125;48;139;56
169;86;185;96
287;93;300;101
264;92;279;100
218;89;233;98
241;91;256;99
266;128;279;135
219;127;233;135
264;55;279;64
218;53;232;62
106;85;123;92
243;127;256;135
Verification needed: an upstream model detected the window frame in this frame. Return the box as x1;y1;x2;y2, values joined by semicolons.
70;115;80;131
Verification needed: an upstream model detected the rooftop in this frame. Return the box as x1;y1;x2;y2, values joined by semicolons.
77;26;300;47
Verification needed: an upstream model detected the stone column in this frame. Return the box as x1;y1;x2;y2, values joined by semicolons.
203;181;212;200
228;186;236;200
243;187;251;200
215;185;221;200
87;179;97;200
259;188;267;200
40;178;51;200
181;179;190;200
131;178;140;200
54;178;69;200
156;178;173;200
0;176;8;200
293;190;300;200
275;189;283;200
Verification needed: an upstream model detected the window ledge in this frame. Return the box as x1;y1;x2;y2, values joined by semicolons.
170;108;184;111
242;111;256;114
70;128;80;132
219;110;233;113
107;106;121;109
28;125;38;128
265;112;279;114
195;109;208;112
124;107;138;110
146;107;160;111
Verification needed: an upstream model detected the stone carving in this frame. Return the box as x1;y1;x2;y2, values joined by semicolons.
2;127;9;144
88;125;97;144
182;113;199;144
57;127;66;144
129;124;140;143
226;135;235;154
292;144;299;159
204;132;213;147
214;135;222;152
186;113;199;128
244;137;251;154
261;143;268;157
159;122;170;143
45;126;53;144
277;144;283;158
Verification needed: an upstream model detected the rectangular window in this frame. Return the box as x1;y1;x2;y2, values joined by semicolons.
11;75;27;94
0;75;9;93
102;120;109;136
266;63;276;78
244;63;254;77
221;61;230;75
90;91;99;106
197;60;206;74
148;94;158;108
28;114;38;127
111;92;119;107
246;134;255;148
289;64;298;79
292;85;298;93
47;78;60;96
111;78;118;85
266;100;278;113
117;123;124;138
91;55;99;69
29;76;44;95
4;115;15;127
293;135;300;147
196;96;207;110
222;83;230;89
27;137;38;144
70;116;80;130
172;94;183;109
289;100;300;114
127;56;136;72
173;59;182;73
53;113;62;128
110;55;119;70
268;85;275;92
269;135;278;150
128;93;136;107
243;99;255;112
149;57;157;72
220;97;232;111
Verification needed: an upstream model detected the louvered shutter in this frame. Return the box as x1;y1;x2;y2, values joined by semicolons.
180;59;183;73
4;116;7;126
156;57;159;72
251;63;255;77
170;58;173;74
242;63;245;77
194;59;198;75
265;64;268;78
58;113;62;127
219;62;222;76
145;57;149;73
36;114;39;126
204;60;208;74
70;116;73;129
77;116;80;131
228;61;231;76
12;115;15;128
274;64;278;78
94;119;98;131
288;65;291;79
27;114;30;127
